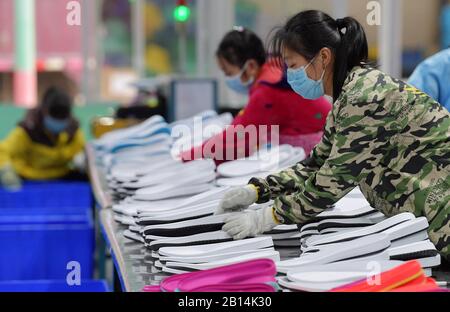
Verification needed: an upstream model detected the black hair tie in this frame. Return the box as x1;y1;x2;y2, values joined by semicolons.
335;18;344;27
335;18;347;35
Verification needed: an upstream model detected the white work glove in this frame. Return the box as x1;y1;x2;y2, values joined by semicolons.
222;206;278;240
215;185;259;215
0;165;22;191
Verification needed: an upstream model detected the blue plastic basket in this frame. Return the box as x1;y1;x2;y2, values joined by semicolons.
0;181;92;211
0;222;94;281
0;280;110;292
0;181;94;281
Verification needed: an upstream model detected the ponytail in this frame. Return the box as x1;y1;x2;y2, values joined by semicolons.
333;17;369;100
269;10;370;101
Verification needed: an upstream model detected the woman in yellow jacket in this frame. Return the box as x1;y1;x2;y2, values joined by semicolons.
0;87;85;190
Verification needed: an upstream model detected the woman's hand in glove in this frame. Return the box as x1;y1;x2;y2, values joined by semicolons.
222;206;279;240
215;185;259;215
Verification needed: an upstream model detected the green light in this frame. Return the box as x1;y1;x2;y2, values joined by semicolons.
174;5;191;22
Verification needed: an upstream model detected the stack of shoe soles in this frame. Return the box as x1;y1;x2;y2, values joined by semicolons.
114;187;229;228
107;157;186;201
140;210;301;249
298;200;387;243
94;110;229;170
329;260;448;292
277;260;405;292
153;237;280;275
277;211;441;291
120;205;302;249
102;139;173;172
101;112;234;201
113;199;303;276
279;260;447;293
143;259;279;292
106;111;234;219
171;111;234;159
169;110;227;132
117;187;385;278
94;115;172;168
215;145;307;187
94;110;229;161
109;159;217;201
93;115;168;153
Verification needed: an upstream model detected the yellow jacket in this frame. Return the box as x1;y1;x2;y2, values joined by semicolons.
0;126;85;180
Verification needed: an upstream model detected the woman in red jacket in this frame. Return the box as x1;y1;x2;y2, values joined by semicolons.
181;28;331;164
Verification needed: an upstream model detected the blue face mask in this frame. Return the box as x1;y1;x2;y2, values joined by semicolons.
44;116;69;134
225;62;254;95
287;58;326;100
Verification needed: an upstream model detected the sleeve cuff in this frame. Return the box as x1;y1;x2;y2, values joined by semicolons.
270;207;282;225
248;177;272;204
247;184;259;202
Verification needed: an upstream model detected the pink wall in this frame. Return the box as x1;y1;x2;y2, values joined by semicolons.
36;0;82;55
0;0;14;56
0;0;82;66
0;0;85;87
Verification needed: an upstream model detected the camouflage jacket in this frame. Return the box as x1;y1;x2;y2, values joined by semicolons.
249;66;450;259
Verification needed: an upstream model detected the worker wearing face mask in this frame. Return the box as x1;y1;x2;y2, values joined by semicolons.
218;11;450;262
0;87;86;190
180;27;332;165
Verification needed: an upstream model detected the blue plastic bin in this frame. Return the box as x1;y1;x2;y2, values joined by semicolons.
0;222;94;281
0;181;94;281
0;280;109;292
0;181;92;211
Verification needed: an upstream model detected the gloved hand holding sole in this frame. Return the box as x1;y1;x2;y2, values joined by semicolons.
215;185;259;215
222;206;279;240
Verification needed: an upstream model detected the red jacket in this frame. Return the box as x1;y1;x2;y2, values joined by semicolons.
181;63;332;165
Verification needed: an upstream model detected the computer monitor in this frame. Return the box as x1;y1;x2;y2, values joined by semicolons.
169;78;218;122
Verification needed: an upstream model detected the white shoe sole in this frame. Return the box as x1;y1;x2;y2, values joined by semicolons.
158;236;274;258
163;249;280;271
306;213;416;247
279;260;404;292
158;247;275;264
134;183;214;201
148;231;233;251
217;145;295;178
277;233;391;274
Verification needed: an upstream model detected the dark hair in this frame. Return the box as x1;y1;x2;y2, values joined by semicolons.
269;10;369;101
42;87;72;120
216;28;266;68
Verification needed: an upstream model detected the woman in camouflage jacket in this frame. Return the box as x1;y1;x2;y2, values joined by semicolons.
218;10;450;261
